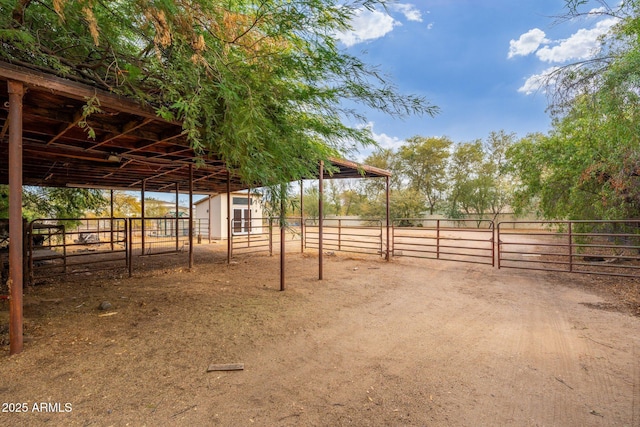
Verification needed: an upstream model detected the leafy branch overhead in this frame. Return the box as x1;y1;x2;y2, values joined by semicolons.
0;0;438;186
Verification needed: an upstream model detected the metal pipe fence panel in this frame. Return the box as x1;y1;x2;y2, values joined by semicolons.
231;216;273;256
497;220;640;278
27;218;128;283
129;217;191;256
304;218;383;256
392;219;495;266
231;217;303;256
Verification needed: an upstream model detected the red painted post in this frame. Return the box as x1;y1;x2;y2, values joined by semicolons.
8;80;24;355
319;161;324;280
188;164;193;269
568;222;573;273
385;176;390;261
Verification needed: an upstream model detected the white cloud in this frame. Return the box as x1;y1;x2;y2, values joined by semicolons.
427;22;434;30
508;28;549;58
518;66;559;95
336;4;426;47
536;17;618;63
390;4;423;22
368;122;405;150
336;8;398;47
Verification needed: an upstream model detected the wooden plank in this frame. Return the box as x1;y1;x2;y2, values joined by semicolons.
207;363;244;372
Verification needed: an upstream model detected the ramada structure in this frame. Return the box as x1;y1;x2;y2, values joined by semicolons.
0;61;391;355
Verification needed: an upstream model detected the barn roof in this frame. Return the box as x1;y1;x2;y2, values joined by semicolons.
0;61;389;195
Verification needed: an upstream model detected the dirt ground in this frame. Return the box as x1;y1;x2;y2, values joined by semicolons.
0;244;639;426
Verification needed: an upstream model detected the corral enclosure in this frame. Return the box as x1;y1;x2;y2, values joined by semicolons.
0;242;638;426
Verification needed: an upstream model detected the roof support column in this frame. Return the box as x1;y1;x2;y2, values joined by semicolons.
300;180;304;253
226;171;231;264
386;175;390;261
188;164;193;269
110;190;114;251
208;195;212;243
280;184;285;291
8;80;24;355
247;188;251;247
318;161;324;280
175;183;179;252
140;179;147;255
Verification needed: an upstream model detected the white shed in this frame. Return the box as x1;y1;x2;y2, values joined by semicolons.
194;192;263;240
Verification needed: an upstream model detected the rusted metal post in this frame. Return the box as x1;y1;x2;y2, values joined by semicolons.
208;195;212;243
568;222;573;273
269;217;273;256
319;161;324;280
496;222;501;269
247;188;251;248
226;171;231;264
280;186;285;291
300;180;304;253
8;80;24;355
141;179;146;255
62;225;67;273
437;219;441;259
188;164;194;269
385;176;390;261
175;182;180;251
110;190;114;251
127;219;133;277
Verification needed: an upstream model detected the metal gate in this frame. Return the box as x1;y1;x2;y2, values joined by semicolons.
392;219;495;265
304;218;384;256
497;220;640;278
27;218;128;284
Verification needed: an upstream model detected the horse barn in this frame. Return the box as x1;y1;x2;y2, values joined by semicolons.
0;61;393;356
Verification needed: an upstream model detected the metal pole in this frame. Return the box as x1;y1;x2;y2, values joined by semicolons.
437;219;441;259
175;182;179;251
141;179;146;255
208;195;212;243
319;161;324;280
300;180;304;253
247;188;251;247
188;164;194;269
8;80;24;355
127;219;133;277
568;222;573;273
386;176;390;261
110;190;114;251
226;171;231;264
280;186;285;291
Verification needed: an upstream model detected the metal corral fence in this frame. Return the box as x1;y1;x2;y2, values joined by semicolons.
231;217;303;256
129;217;192;256
304;218;384;256
392;218;495;265
497;220;640;278
27;218;128;284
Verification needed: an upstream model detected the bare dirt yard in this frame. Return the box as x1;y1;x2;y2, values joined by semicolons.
1;244;639;426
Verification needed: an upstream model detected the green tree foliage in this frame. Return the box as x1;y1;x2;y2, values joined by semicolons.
397;136;451;214
446;131;515;220
0;185;107;220
0;0;438;189
507;1;640;220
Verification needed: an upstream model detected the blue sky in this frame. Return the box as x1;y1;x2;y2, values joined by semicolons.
336;0;618;159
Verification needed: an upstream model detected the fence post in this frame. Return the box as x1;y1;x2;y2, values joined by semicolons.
568;222;573;273
128;219;133;277
436;219;441;259
338;219;342;251
496;222;501;269
269;218;273;256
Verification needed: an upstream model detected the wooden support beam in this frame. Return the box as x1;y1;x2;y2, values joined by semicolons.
47;110;83;146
